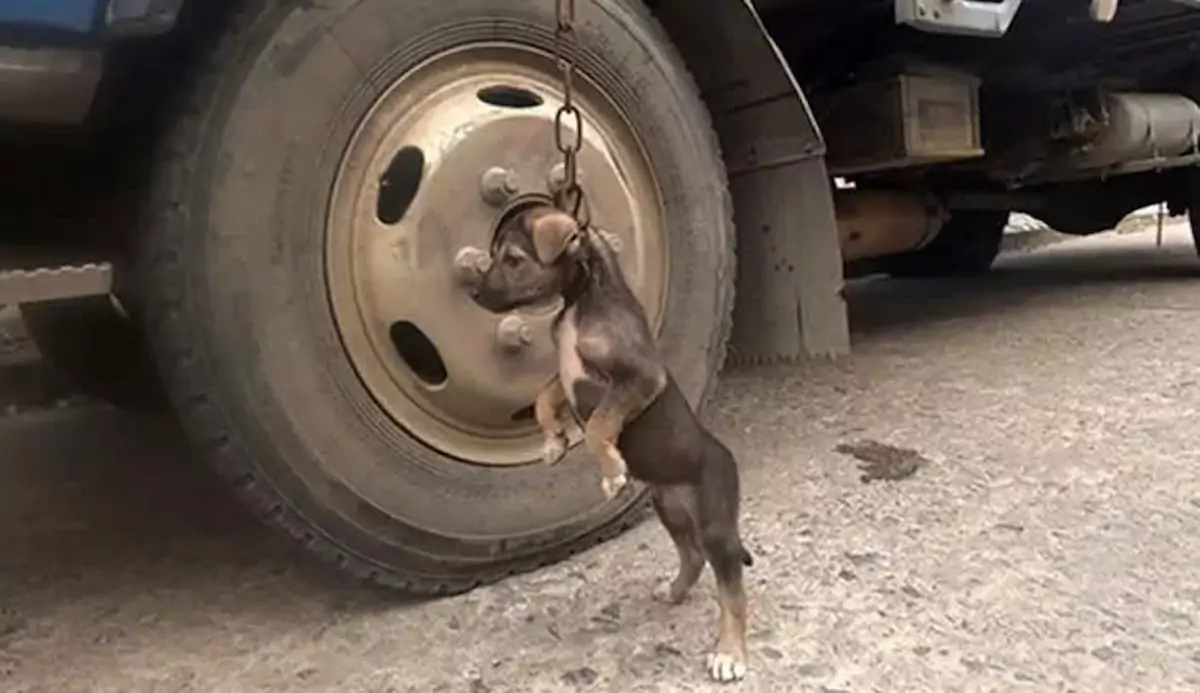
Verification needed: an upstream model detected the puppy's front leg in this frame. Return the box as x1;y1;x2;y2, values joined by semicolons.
583;397;633;499
578;336;667;499
583;383;660;499
535;376;569;465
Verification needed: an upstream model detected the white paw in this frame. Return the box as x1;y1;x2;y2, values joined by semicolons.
541;435;568;465
706;652;747;683
600;473;628;500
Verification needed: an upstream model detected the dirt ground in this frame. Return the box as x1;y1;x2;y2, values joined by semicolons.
2;226;1200;692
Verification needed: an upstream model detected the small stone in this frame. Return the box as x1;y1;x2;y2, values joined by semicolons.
844;551;881;566
960;656;986;672
654;643;682;658
913;646;931;656
837;568;857;581
295;667;319;681
590;604;621;632
469;679;491;693
901;585;923;599
1091;646;1117;662
447;616;461;631
797;662;832;677
561;666;599;686
761;646;784;660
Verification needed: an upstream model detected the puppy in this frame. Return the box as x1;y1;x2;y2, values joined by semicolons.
462;205;753;683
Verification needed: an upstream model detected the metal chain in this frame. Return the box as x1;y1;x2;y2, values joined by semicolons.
553;0;590;227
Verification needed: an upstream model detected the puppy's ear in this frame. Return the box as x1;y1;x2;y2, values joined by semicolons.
529;210;580;264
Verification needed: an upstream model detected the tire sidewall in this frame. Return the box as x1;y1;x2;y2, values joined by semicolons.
172;0;732;580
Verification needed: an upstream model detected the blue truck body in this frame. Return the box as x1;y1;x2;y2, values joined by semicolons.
0;0;97;33
0;0;182;40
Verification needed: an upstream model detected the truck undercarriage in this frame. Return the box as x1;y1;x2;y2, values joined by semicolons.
778;0;1200;236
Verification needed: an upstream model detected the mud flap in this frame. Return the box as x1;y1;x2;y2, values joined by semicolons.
652;0;849;364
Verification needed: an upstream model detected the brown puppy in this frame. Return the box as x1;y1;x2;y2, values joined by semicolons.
462;205;753;683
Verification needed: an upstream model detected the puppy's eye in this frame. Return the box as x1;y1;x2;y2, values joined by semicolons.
503;253;523;267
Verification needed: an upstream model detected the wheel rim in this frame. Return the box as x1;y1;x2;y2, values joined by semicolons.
326;42;667;467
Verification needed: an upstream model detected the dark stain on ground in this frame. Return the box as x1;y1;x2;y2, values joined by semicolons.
835;439;929;483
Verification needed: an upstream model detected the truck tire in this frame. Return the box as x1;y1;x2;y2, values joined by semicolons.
882;210;1008;278
19;296;167;411
138;0;734;594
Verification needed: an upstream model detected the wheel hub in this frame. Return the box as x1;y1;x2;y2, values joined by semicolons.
326;44;666;466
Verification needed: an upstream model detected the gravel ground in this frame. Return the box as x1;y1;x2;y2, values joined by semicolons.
2;226;1200;692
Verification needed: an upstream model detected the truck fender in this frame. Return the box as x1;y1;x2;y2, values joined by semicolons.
652;0;849;363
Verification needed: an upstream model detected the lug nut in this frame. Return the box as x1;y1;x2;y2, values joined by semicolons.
547;163;583;193
481;167;519;206
453;246;491;286
496;314;533;351
547;163;566;192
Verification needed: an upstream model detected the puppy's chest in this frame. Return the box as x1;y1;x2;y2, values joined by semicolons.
553;307;604;412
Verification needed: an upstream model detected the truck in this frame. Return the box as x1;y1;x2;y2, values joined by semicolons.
2;0;1199;595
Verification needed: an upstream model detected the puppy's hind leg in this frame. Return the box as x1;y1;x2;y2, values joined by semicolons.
705;533;749;683
650;485;706;605
698;447;752;683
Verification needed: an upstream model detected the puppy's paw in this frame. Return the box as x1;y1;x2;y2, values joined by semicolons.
600;473;628;500
706;651;748;683
541;434;568;465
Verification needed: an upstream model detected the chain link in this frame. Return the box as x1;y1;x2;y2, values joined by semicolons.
552;0;589;227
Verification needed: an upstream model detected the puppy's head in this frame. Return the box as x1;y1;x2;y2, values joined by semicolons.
468;205;582;313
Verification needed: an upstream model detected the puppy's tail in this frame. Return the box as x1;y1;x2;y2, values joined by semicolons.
699;442;754;569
